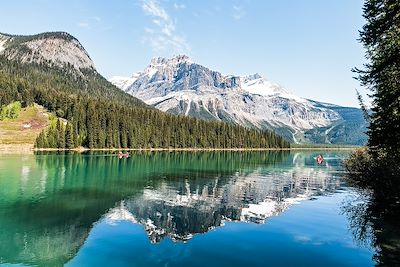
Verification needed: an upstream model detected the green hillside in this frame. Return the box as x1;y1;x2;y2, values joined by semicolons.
0;50;289;149
304;102;368;145
0;103;49;145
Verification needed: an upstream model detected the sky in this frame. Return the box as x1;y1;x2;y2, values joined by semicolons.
0;0;367;107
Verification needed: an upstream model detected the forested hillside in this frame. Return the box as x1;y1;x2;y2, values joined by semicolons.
111;55;367;145
0;56;289;149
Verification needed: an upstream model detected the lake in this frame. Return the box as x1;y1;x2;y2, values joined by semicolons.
0;151;378;266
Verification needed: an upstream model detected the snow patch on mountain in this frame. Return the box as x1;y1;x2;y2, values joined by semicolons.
109;74;140;91
242;74;308;103
149;90;338;130
109;55;360;143
241;73;287;96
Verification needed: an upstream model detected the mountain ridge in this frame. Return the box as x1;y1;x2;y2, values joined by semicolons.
0;31;289;149
0;31;148;107
110;55;367;145
0;31;95;72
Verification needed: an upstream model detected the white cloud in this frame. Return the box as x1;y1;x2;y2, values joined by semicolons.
232;5;245;20
142;0;169;21
173;3;185;10
141;0;190;54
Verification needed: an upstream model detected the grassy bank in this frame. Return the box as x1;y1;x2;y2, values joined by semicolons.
0;104;49;145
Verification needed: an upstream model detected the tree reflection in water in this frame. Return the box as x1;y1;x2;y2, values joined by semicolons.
342;190;400;266
0;151;350;266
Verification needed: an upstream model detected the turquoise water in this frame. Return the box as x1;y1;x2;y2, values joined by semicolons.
0;151;376;266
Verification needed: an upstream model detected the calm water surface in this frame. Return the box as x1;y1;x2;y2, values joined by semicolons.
0;151;378;266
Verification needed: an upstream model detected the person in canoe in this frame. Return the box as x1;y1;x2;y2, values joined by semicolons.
118;151;130;159
316;154;324;165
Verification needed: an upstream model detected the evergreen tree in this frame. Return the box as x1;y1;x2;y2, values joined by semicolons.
65;123;74;149
355;0;400;158
56;119;66;148
346;0;400;209
35;131;46;148
46;128;56;148
0;54;290;150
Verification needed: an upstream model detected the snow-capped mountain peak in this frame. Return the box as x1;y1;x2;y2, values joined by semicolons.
109;56;367;144
241;73;289;96
109;55;194;91
109;74;140;91
144;55;193;79
149;54;192;67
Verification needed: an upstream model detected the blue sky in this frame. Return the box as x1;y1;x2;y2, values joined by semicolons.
0;0;366;107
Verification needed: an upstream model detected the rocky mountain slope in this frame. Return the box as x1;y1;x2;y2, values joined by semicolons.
0;31;147;107
110;55;367;144
1;31;288;149
0;32;95;72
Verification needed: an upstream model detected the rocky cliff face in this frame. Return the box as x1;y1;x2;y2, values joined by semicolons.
0;32;95;71
110;55;367;144
123;55;242;101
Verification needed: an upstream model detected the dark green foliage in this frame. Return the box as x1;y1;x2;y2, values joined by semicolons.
0;55;147;108
0;56;289;149
65;123;74;149
354;0;400;157
347;1;400;252
356;89;370;122
56;119;66;149
35;131;47;148
35;96;288;149
345;0;400;229
347;0;400;177
345;149;400;195
0;101;21;120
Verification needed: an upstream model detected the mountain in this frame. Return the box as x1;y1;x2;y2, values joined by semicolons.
0;32;95;72
0;31;147;107
110;55;367;144
0;32;288;149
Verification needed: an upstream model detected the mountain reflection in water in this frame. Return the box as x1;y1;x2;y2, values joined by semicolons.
0;151;347;266
104;156;343;243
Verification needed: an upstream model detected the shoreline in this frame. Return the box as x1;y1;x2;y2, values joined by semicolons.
0;144;360;154
0;144;34;154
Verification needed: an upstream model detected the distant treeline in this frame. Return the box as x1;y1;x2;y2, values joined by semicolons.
290;143;360;149
0;57;290;149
